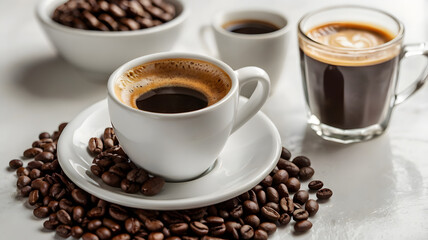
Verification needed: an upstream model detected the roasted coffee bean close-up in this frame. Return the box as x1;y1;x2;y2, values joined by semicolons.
9;122;333;239
52;0;177;31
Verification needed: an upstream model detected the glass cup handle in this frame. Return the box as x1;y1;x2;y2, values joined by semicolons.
232;67;271;133
395;43;428;106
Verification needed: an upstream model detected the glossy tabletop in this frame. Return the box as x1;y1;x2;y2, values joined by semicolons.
0;0;427;239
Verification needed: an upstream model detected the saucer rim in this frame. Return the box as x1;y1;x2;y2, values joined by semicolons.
57;98;281;210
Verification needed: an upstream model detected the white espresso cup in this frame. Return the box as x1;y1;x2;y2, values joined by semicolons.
107;52;270;181
201;9;289;96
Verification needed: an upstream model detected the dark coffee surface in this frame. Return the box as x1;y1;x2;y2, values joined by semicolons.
300;49;398;129
223;20;279;34
135;86;208;113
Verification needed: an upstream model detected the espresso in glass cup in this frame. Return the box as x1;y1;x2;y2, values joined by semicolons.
298;6;428;143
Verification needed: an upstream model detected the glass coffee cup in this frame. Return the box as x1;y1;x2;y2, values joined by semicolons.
298;6;428;143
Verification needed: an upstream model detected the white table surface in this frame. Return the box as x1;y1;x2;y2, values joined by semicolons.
1;0;427;239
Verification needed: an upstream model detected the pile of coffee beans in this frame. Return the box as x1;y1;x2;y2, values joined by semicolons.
9;123;332;239
88;127;165;196
52;0;176;31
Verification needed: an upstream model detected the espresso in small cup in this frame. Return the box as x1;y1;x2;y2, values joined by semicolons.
115;59;232;113
223;20;280;34
108;53;270;181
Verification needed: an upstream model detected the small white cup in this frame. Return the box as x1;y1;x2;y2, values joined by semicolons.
107;52;270;181
201;9;289;96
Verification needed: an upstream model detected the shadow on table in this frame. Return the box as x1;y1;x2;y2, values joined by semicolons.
14;56;107;100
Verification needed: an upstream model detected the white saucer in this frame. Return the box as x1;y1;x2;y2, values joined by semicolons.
57;98;281;210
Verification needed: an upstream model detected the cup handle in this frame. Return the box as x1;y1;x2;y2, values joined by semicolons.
232;67;271;133
199;25;218;58
394;43;428;106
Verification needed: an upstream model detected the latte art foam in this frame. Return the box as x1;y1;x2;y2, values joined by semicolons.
308;24;390;49
115;58;232;110
301;22;398;66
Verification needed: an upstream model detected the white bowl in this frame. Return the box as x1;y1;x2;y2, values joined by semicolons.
36;0;188;74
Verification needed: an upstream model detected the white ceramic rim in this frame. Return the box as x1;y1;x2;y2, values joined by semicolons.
107;52;239;118
35;0;189;37
57;98;282;210
212;8;290;39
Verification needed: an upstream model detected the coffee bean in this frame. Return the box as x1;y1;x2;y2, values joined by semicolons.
265;202;280;213
56;224;72;238
17;175;31;188
59;198;74;213
272;169;289;185
28;189;40;205
293;190;309;204
298;167;314;181
145;219;164;232
57;209;72;225
23;147;43;158
229;204;243;218
88;219;103;231
243;200;259;214
169;222;188;236
244;214;260;228
71;188;89;205
308;180;324;190
31;179;50;196
9;159;23;169
285;177;300;192
101;171;122;187
43;143;57;153
210;223;226;236
91;165;103;177
73;205;85;222
16;167;29;177
277;159;300;177
305;199;319;216
49;183;65;200
240;225;254;239
225;221;241;239
260;175;272;187
104;138;116;149
141;177;165;196
89;137;104;154
20;185;32;197
82;232;100;240
29;169;42;179
276;183;289;198
278;213;291;225
71;226;84;238
35;151;55;162
266;187;279;203
256;190;267;206
33;206;50;218
96;227;112;240
109;204;129;221
124;217;141;234
293;209;309;221
39;132;51;140
254;229;268;240
27;160;43;170
103;218;121;233
259;222;276;235
121;179;140;193
190;221;208;236
279;197;294;214
147;232;163;240
316;188;333;200
260;206;280;222
281;147;291;160
292;156;311;168
294;220;312;232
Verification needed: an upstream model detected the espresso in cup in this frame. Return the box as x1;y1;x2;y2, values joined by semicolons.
300;22;398;129
114;58;232;113
223;20;280;34
298;6;428;143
